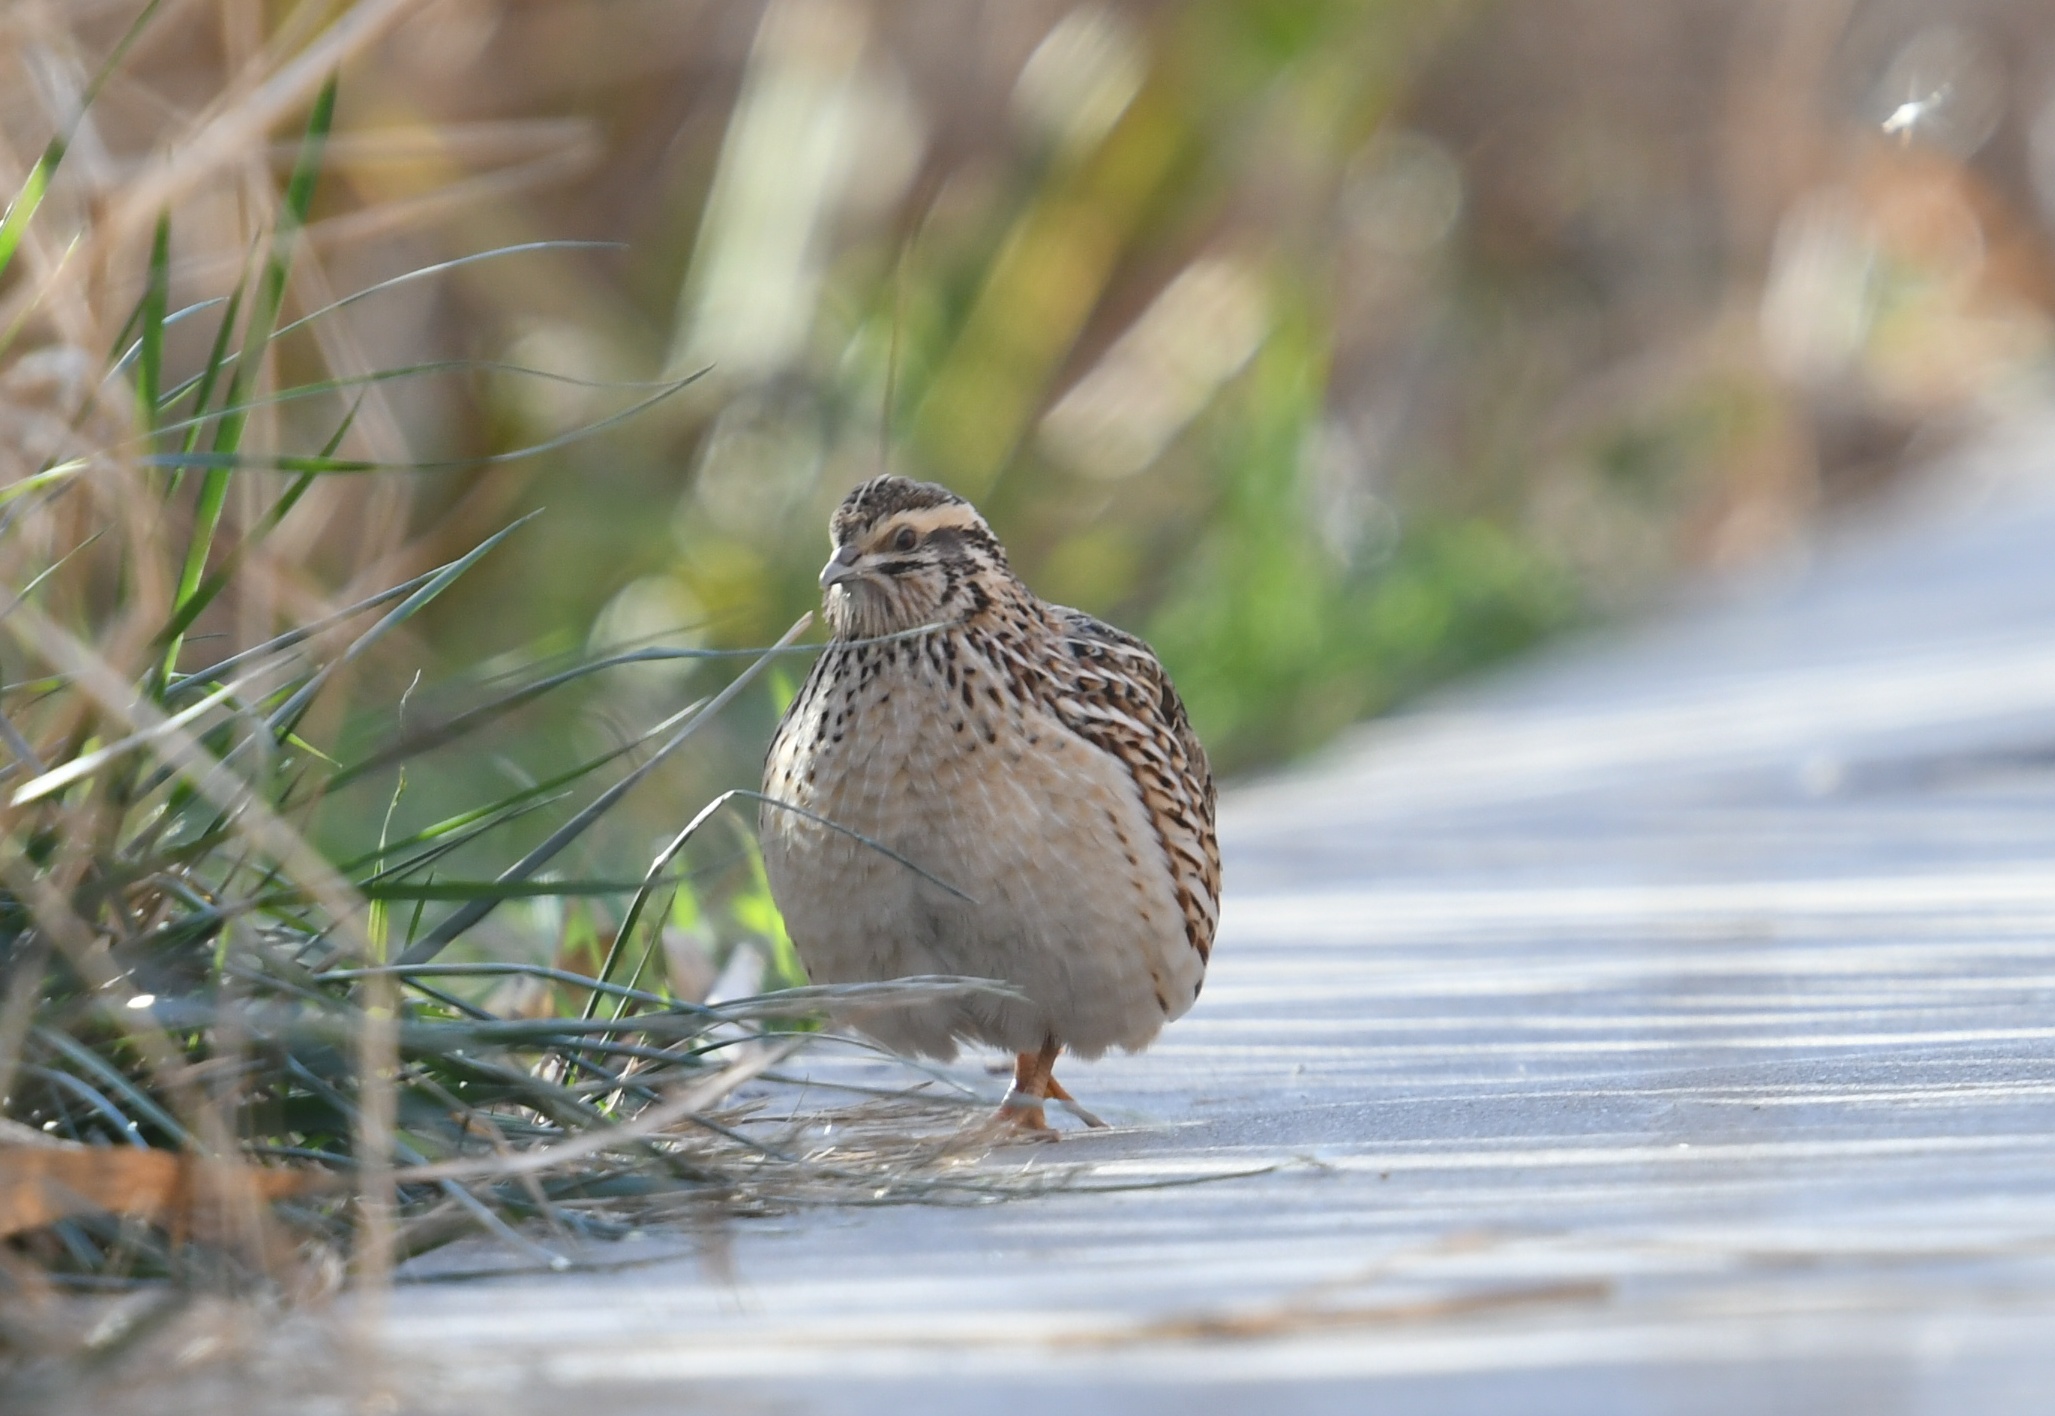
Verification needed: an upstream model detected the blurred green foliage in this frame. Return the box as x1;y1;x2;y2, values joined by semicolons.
428;0;1580;783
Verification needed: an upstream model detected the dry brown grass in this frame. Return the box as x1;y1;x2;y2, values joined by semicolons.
0;12;1080;1401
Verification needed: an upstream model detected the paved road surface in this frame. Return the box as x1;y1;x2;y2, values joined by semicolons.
384;428;2055;1415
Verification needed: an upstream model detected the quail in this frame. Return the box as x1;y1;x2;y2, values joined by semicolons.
760;475;1220;1129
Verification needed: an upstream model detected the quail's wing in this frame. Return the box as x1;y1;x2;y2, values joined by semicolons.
1045;606;1221;962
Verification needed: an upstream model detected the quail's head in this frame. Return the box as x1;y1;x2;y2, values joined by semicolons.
817;475;1013;639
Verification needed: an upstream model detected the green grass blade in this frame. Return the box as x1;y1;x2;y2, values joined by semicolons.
31;1026;192;1147
348;795;572;885
0;157;57;290
165;565;446;696
0;0;164;284
24;1066;149;1147
327;691;718;876
0;462;87;510
139;366;708;477
396;615;812;966
139;359;682;451
118;242;621;396
166;74;337;678
199;72;336;464
271;240;623;343
166;261;251;462
264;510;540;740
11;668;282;806
329;637;770;787
107;296;227;382
2;532;106;631
326;695;717;872
319;962;717;1021
134;214;172;431
152;402;353;654
353;875;699;902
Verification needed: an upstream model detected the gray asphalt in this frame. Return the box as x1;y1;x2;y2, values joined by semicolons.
381;421;2055;1415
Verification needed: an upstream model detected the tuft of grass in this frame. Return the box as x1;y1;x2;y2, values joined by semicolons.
0;7;1039;1369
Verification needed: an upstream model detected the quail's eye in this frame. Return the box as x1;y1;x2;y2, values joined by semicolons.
892;526;918;552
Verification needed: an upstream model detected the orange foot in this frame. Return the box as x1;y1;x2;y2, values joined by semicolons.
994;1038;1109;1133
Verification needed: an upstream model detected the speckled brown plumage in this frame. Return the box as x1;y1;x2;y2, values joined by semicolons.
760;475;1220;1126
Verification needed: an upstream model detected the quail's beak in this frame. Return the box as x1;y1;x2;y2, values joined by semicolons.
818;542;862;590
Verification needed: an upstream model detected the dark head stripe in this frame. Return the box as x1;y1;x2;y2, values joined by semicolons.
831;475;966;543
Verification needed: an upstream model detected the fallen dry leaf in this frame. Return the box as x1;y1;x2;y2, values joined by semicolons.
0;1143;325;1240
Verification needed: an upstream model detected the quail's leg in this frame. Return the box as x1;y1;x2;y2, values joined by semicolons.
998;1038;1062;1131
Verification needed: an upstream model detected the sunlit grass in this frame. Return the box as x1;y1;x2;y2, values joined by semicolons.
0;11;1049;1390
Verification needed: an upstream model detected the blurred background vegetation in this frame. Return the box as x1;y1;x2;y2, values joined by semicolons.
9;0;2055;965
15;0;2055;1381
